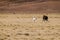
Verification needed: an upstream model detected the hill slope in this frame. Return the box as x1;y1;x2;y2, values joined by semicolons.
0;0;60;13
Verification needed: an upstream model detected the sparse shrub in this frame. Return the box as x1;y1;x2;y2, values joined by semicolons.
7;35;10;37
0;39;4;40
24;33;29;36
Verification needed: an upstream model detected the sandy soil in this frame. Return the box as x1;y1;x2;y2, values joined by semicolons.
0;13;60;40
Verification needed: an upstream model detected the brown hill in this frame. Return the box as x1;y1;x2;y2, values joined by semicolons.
0;0;60;13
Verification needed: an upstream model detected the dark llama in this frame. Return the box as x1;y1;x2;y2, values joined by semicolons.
43;15;48;21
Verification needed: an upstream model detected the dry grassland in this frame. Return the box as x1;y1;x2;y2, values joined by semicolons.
0;13;60;40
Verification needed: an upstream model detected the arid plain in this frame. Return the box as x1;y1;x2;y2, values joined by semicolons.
0;13;60;40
